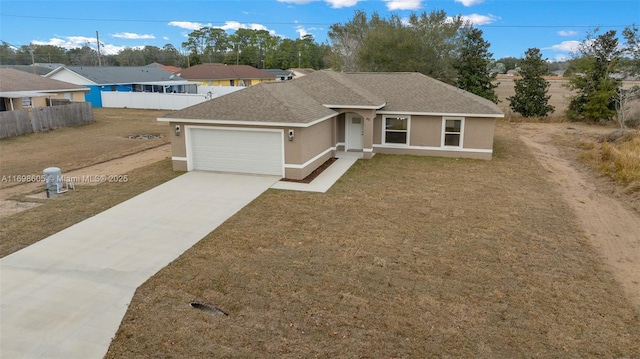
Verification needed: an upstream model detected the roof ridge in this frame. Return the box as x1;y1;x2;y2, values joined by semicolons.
320;70;385;106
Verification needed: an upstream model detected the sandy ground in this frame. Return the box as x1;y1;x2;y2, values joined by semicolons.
514;123;640;312
0;144;171;219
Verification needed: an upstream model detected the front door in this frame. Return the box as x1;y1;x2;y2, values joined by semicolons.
347;115;364;150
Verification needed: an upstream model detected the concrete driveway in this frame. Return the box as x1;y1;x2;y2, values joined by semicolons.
0;172;279;358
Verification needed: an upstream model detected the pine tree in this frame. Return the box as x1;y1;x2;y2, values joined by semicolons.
566;29;621;122
508;48;555;117
454;26;498;103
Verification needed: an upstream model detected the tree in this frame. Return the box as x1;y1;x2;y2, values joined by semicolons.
117;47;146;66
614;86;640;129
161;44;183;67
495;56;519;71
623;24;640;76
68;45;99;66
328;10;370;72
454;26;498;103
357;13;411;72
0;41;17;64
566;29;621;122
508;48;555;117
406;11;465;84
328;10;465;84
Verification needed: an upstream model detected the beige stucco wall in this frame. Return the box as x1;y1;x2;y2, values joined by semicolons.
284;117;335;179
374;146;492;160
5;91;86;110
336;114;345;143
410;115;442;147
372;115;497;160
167;118;336;180
463;117;495;150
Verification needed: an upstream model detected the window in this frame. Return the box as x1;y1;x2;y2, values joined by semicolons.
21;97;32;108
384;116;409;144
443;118;463;147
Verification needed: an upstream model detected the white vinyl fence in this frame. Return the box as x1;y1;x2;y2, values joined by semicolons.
197;86;245;97
101;92;208;110
101;87;246;110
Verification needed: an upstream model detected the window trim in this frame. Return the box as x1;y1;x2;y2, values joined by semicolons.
382;115;411;146
441;117;464;148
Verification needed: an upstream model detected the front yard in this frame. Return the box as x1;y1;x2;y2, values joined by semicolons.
2;111;638;356
104;121;639;357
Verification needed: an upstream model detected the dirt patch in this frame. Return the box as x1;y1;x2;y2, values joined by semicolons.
0;144;170;219
513;122;640;311
0;159;180;258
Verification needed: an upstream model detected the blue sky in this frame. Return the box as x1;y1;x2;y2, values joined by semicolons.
1;0;638;63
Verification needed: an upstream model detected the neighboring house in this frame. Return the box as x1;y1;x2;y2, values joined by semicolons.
147;62;182;75
45;66;195;107
2;64;61;76
0;67;88;111
179;63;275;87
288;68;315;78
160;70;504;180
263;69;294;81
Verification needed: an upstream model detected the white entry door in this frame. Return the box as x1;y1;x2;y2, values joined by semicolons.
347;115;364;150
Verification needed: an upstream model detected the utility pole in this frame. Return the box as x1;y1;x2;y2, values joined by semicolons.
96;31;102;66
29;47;35;73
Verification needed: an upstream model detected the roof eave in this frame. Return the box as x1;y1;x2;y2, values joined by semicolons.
376;110;504;118
324;103;386;110
158;112;337;128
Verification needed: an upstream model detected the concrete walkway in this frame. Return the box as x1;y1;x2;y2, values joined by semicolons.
271;151;362;193
0;172;279;359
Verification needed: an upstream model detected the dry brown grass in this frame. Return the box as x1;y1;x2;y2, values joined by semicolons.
0;159;181;257
600;131;640;191
0;108;170;189
105;121;640;358
495;77;574;120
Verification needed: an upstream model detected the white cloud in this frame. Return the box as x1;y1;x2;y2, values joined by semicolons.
545;40;581;52
455;0;484;6
459;13;499;25
296;25;309;38
112;32;155;40
100;44;128;55
32;36;94;49
215;21;278;36
325;0;360;7
31;36;124;55
558;30;578;37
383;0;422;10
168;21;212;30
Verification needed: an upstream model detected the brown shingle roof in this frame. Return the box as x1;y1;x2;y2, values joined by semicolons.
0;67;87;93
165;80;336;124
345;72;503;115
162;70;504;125
292;70;385;108
179;64;275;81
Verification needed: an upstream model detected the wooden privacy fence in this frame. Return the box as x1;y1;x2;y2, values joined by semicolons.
0;102;94;139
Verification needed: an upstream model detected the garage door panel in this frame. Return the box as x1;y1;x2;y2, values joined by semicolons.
190;128;283;176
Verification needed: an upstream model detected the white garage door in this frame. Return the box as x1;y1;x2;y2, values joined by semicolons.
189;127;283;176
